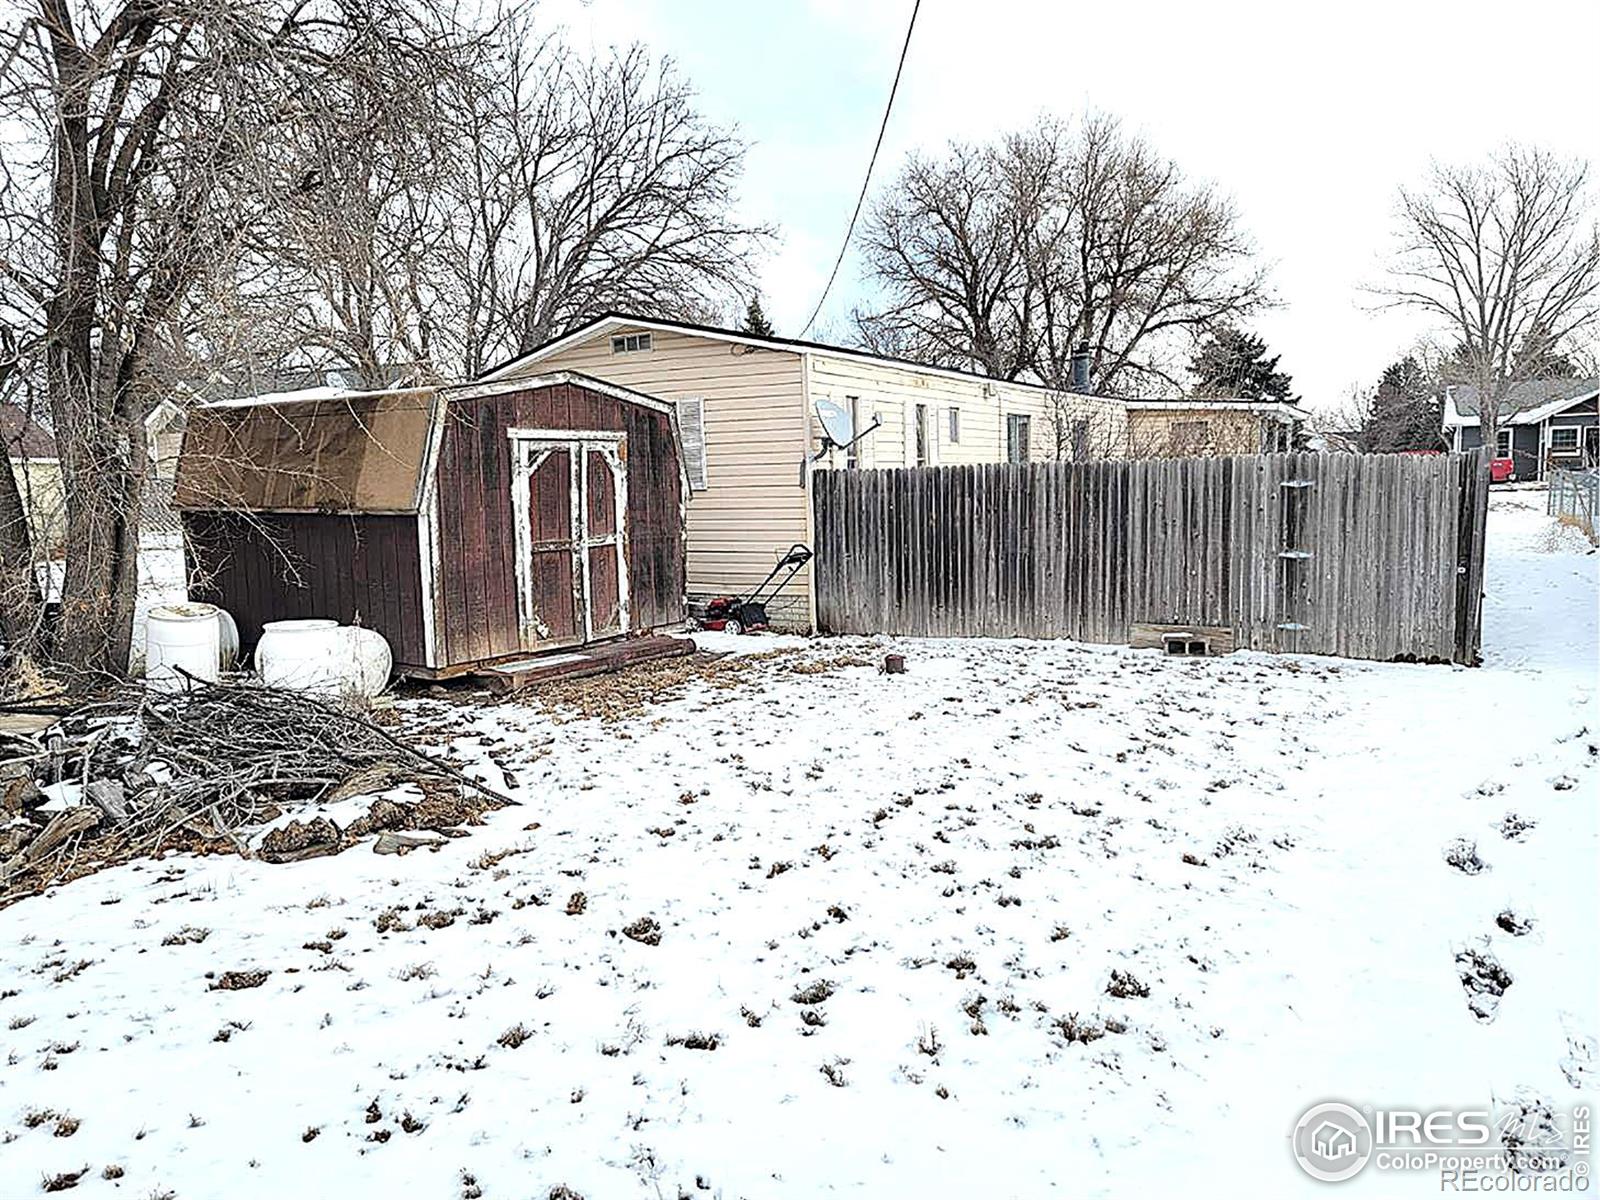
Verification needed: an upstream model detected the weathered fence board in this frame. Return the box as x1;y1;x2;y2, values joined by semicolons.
813;451;1489;664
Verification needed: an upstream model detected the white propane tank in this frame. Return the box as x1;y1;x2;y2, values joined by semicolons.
343;627;393;699
145;602;223;692
216;608;240;671
256;619;344;693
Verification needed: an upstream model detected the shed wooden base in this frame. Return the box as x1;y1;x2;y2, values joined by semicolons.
475;635;695;694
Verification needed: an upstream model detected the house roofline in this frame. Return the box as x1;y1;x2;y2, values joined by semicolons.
478;311;1103;400
1442;384;1600;428
1124;398;1309;420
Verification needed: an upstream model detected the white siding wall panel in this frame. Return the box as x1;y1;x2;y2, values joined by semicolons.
803;354;1127;467
499;328;811;613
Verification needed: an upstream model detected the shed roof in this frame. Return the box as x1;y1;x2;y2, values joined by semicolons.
1;402;57;459
174;388;438;514
173;370;691;514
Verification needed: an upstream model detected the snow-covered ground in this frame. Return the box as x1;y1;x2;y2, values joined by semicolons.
2;491;1595;1198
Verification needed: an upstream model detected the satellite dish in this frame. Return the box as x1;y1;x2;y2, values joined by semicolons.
814;398;853;447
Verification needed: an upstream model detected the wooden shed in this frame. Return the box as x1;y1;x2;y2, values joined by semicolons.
174;372;690;681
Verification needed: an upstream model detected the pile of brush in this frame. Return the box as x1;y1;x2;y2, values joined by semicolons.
0;676;509;905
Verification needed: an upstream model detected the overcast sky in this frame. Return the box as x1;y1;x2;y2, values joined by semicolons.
542;0;1599;410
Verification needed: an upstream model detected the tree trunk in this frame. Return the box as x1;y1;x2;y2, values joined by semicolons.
50;359;145;681
42;39;148;685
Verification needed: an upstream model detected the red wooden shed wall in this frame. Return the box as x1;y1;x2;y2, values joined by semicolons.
432;380;685;668
184;512;429;668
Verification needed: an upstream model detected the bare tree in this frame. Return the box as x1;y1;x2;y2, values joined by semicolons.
1383;144;1600;457
853;135;1046;379
854;113;1268;403
191;29;770;384
0;0;477;678
440;37;770;377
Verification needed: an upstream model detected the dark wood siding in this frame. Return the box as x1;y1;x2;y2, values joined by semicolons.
184;511;427;668
433;381;686;667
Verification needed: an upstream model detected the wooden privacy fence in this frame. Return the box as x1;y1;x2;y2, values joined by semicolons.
812;452;1490;664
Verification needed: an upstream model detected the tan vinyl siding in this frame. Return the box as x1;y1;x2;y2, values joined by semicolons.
500;326;810;615
1127;408;1269;457
804;354;1126;467
8;457;65;552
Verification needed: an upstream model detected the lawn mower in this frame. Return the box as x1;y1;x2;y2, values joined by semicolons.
701;544;813;635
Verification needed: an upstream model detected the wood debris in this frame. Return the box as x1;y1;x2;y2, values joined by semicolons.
0;677;511;906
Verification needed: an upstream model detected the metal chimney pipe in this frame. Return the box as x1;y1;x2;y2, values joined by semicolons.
1069;346;1092;392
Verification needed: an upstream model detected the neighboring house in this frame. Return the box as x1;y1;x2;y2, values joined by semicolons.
483;313;1126;629
1124;398;1308;458
1;401;65;553
145;396;187;482
1304;428;1359;453
1443;378;1600;481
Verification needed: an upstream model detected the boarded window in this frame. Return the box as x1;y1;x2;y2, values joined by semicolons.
675;397;708;490
1071;419;1089;461
914;404;929;467
1170;420;1210;453
948;407;961;444
1006;414;1030;463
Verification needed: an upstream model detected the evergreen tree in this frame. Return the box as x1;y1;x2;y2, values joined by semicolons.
1359;356;1445;452
741;295;775;338
1189;326;1296;402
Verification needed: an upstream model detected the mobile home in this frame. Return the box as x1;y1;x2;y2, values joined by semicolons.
483;314;1125;628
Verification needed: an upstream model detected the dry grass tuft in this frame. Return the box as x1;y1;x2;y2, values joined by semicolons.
41;1167;87;1193
1054;1012;1105;1044
819;1058;850;1087
1106;969;1150;999
497;1023;532;1049
160;926;210;947
621;916;661;946
791;980;834;1005
209;970;270;991
1444;838;1488;875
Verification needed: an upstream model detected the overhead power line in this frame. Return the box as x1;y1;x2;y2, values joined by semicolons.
799;0;921;338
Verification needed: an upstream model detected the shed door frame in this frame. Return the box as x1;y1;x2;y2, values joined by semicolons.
508;428;631;648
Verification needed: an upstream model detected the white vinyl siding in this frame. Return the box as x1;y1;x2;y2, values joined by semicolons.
504;326;809;615
805;353;1124;469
